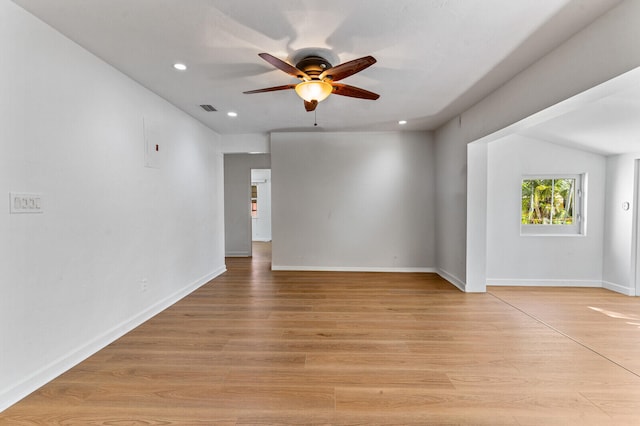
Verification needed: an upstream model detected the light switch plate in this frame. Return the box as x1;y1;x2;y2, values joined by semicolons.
10;192;44;214
143;117;161;169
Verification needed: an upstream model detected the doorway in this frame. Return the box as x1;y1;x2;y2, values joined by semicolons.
251;169;272;242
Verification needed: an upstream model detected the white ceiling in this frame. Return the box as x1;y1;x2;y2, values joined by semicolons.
13;0;622;137
473;66;640;156
521;83;640;155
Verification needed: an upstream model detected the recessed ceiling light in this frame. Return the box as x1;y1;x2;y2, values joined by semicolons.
173;63;187;71
227;112;238;117
398;120;407;125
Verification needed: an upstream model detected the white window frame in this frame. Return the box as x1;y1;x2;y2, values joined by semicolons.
520;174;585;236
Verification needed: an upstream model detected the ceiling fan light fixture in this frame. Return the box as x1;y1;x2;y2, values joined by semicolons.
295;80;333;103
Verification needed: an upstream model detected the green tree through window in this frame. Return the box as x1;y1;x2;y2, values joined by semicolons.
521;178;575;225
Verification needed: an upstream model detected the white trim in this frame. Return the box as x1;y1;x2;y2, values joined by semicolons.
226;251;250;257
603;280;636;296
487;278;601;287
271;265;437;273
437;268;466;292
251;238;272;242
632;159;640;297
519;233;586;237
0;265;226;413
272;265;468;291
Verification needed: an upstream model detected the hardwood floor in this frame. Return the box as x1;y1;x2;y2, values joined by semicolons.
2;242;640;425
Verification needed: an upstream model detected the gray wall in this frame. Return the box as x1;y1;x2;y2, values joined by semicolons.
271;131;435;271
434;0;640;289
486;136;606;287
224;153;271;256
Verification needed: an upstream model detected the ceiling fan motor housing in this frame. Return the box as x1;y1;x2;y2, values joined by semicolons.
295;56;332;79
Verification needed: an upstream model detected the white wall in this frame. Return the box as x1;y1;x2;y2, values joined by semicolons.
603;153;640;295
465;142;489;292
221;133;270;154
0;2;225;411
486;137;606;287
271;131;435;272
435;0;640;288
224;153;271;256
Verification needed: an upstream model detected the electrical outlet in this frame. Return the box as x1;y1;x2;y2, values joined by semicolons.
140;278;148;292
10;192;43;214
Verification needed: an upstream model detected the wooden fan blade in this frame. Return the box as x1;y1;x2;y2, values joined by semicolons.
331;83;380;100
304;100;318;112
243;84;296;94
319;56;376;81
258;53;310;80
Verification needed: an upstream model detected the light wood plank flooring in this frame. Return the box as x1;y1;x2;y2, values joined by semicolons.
2;242;640;425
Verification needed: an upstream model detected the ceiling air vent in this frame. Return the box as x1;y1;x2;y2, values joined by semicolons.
200;104;217;112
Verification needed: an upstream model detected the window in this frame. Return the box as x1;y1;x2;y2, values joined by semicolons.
521;175;584;235
251;185;258;218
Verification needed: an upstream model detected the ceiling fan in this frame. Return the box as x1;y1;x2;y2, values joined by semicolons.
243;53;380;112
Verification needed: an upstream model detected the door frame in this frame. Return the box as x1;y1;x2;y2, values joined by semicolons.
632;159;640;296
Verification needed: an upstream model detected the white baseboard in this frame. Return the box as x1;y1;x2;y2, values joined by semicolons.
486;278;602;288
0;265;226;413
252;238;272;242
226;251;250;257
271;265;437;273
602;280;636;296
488;278;638;296
436;268;466;292
272;265;470;293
